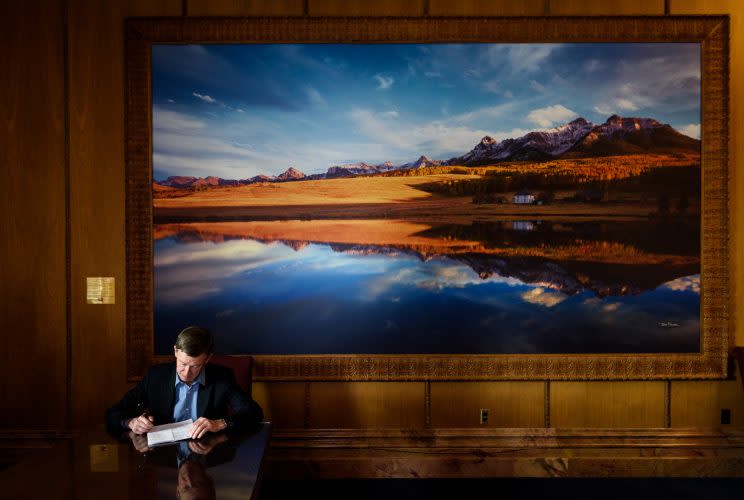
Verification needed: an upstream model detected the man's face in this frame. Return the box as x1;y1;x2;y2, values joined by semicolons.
173;347;210;384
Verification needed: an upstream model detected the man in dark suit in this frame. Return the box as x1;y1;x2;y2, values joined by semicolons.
106;326;263;438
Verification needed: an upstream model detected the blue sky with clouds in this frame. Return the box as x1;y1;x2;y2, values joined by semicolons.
152;43;700;180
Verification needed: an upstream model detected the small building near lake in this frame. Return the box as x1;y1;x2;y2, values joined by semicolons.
512;191;536;204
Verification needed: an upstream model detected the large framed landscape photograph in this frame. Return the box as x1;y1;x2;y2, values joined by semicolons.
126;17;729;380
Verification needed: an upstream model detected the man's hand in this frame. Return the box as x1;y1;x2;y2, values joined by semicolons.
127;414;154;435
189;417;226;439
127;431;151;453
188;433;228;455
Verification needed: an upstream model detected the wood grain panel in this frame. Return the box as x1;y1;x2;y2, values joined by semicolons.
309;0;423;16
67;0;181;427
308;382;425;428
252;382;306;429
267;428;744;478
551;382;666;427
0;0;67;429
671;379;744;426
188;0;305;16
672;0;744;352
430;382;544;427
430;0;546;16
549;0;665;14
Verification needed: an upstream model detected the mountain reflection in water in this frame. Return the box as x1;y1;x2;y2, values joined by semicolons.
153;219;699;355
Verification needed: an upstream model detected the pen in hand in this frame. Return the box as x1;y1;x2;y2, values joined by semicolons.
129;403;155;435
137;403;151;418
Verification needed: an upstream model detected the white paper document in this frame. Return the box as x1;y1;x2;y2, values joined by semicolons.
146;420;193;447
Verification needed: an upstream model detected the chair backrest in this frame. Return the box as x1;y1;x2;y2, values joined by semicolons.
210;354;254;398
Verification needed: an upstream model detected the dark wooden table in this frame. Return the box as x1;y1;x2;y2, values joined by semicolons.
0;422;271;499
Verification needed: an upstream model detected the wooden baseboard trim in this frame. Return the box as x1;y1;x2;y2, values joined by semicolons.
267;427;744;478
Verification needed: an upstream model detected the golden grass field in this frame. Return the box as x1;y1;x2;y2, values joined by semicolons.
153;154;700;221
154;175;691;221
155;174;464;207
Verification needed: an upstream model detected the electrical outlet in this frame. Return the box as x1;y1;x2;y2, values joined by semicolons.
721;409;731;425
480;408;489;424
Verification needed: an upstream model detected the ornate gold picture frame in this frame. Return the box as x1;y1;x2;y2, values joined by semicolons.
126;16;729;381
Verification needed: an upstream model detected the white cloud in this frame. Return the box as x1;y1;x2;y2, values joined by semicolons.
153;153;258;180
483;45;561;74
361;259;521;302
593;98;639;116
602;303;622;313
678;123;700;139
153;108;206;132
374;74;394;90
154;238;296;304
520;287;567;308
529;80;546;93
595;52;700;115
154;107;359;177
347;103;554;160
451;102;517;123
155;132;259;159
593;105;614;116
527;104;578;127
616;98;638;111
482;81;501;94
348;108;491;158
490;128;536;141
192;92;217;104
661;275;700;294
155;238;272;266
305;86;327;108
465;68;482;79
583;59;602;73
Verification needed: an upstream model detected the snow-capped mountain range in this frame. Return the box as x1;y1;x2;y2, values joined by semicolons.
325;156;446;177
447;115;699;165
155;115;700;188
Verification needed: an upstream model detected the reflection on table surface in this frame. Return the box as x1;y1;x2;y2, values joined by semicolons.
0;422;271;500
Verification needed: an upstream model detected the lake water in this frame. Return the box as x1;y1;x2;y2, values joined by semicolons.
153;219;700;355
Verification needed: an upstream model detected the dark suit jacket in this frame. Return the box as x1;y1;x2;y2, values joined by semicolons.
105;362;263;435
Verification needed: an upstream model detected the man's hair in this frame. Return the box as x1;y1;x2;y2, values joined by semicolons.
174;326;214;357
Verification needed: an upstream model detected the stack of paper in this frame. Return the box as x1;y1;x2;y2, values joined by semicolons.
146;420;193;447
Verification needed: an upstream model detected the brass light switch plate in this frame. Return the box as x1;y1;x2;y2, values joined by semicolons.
86;277;115;304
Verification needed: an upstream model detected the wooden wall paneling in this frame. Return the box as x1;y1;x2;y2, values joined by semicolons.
252;382;307;429
548;0;665;15
187;0;305;16
671;379;744;426
307;382;425;428
430;382;544;428
429;0;546;16
671;1;744;350
0;0;67;429
67;0;182;427
309;0;423;17
551;382;666;427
